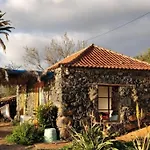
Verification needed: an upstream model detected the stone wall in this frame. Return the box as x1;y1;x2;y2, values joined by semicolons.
17;66;150;132
47;68;63;109
58;67;150;129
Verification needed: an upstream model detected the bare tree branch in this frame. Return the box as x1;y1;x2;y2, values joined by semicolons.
23;33;87;69
45;32;87;66
24;47;44;70
5;61;22;70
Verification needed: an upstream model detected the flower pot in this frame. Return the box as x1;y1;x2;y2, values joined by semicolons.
44;128;57;143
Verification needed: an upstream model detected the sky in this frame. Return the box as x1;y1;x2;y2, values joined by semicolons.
0;0;150;69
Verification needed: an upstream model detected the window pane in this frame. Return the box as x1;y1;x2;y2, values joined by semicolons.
98;86;112;97
98;98;112;110
98;86;108;97
109;87;112;97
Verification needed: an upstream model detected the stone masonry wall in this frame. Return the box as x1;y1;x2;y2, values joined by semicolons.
48;68;63;109
59;67;150;129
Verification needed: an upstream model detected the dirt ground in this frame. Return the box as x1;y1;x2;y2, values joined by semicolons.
0;122;70;150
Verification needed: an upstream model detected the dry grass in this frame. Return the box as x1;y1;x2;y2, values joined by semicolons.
116;125;150;142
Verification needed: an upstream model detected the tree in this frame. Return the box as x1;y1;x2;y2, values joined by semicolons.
5;61;22;70
24;47;44;70
135;48;150;63
0;10;14;51
23;33;87;70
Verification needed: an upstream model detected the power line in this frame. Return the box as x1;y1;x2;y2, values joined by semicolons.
86;11;150;41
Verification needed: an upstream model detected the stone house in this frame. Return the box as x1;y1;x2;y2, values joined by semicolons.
44;44;150;131
6;44;150;133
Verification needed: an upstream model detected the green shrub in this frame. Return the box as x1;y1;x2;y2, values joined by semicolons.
6;122;44;145
11;119;20;126
60;144;73;150
112;141;134;150
36;102;58;129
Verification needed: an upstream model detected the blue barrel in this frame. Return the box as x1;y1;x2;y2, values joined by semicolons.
44;128;57;143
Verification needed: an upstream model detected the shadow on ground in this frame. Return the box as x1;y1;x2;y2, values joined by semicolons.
0;130;12;138
0;144;27;150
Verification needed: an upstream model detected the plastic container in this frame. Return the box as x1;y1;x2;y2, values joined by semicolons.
44;128;57;143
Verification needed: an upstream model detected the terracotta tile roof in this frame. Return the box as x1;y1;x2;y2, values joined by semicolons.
47;44;150;71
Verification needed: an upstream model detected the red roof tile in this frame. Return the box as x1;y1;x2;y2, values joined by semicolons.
47;44;150;71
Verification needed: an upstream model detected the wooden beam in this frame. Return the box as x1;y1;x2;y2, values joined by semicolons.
91;83;134;87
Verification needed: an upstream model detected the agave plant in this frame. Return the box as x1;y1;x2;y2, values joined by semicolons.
0;10;14;51
70;124;120;150
133;134;150;150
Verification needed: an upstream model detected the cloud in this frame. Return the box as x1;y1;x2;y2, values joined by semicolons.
2;0;150;33
52;0;65;3
0;0;150;68
1;33;51;66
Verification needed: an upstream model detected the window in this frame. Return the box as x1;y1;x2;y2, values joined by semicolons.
98;86;119;121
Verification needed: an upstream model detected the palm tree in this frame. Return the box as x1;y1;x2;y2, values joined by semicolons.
0;10;14;51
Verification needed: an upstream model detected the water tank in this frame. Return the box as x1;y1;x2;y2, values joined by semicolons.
44;128;57;143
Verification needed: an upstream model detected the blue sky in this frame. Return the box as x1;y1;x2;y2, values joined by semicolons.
0;0;150;68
